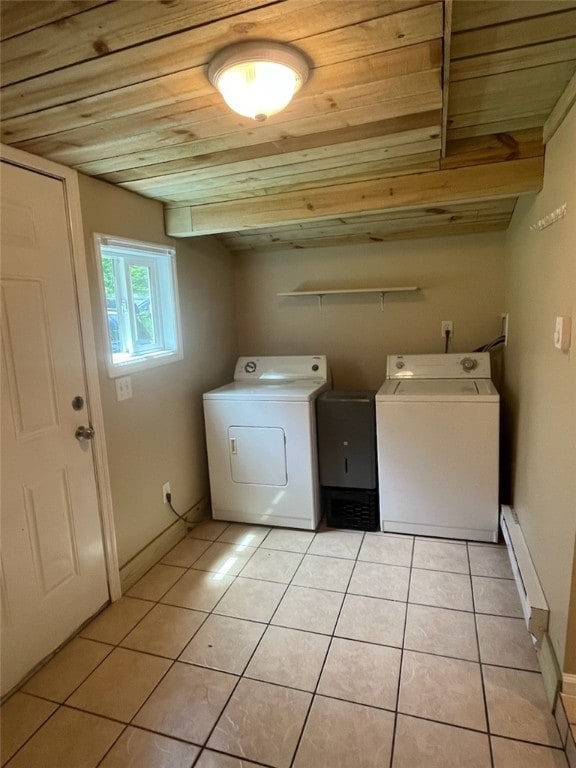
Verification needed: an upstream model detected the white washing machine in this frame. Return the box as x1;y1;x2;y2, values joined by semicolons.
203;356;329;530
376;353;499;542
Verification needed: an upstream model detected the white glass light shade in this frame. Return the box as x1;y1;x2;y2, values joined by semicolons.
208;42;309;122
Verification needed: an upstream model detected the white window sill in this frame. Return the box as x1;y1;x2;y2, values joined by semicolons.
107;349;183;378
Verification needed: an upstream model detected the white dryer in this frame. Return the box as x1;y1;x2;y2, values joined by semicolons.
376;353;499;542
203;356;329;530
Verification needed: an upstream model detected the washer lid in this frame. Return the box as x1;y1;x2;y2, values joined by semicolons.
396;380;479;396
203;379;329;402
376;377;498;402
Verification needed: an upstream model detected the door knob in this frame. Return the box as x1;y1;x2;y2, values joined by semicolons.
75;425;95;441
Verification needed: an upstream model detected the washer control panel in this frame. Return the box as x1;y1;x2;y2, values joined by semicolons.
387;353;492;379
460;357;478;372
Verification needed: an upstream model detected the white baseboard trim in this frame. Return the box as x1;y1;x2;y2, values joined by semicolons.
119;497;210;593
538;631;562;708
500;505;549;647
563;673;576;696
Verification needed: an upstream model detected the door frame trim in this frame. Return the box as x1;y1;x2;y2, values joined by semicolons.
1;143;121;600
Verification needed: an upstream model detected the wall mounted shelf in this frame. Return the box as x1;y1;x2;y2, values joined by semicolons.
277;286;420;311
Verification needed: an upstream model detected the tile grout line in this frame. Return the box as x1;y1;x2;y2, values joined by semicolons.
1;703;62;768
91;525;227;766
7;587;173;768
192;524;316;765
98;526;252;765
90;532;230;766
467;540;495;768
387;532;415;768
90;525;238;767
287;528;368;768
174;525;286;764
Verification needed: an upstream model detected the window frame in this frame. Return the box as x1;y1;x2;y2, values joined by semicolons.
94;233;183;377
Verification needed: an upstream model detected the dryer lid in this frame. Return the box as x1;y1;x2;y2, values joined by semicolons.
203;379;329;401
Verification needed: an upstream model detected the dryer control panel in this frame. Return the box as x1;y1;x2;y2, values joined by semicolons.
234;355;329;382
387;353;492;379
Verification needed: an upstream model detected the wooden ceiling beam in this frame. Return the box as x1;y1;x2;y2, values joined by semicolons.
544;70;576;143
165;156;543;237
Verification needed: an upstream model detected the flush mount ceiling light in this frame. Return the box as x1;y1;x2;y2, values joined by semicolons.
208;41;309;122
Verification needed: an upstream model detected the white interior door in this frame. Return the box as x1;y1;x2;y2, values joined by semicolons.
1;160;109;696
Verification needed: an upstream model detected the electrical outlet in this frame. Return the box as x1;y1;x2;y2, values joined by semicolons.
115;376;132;401
441;320;453;338
162;482;171;504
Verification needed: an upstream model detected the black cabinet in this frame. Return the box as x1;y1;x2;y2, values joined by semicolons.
316;391;379;531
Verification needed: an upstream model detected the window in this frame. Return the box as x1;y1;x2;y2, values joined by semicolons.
95;234;182;376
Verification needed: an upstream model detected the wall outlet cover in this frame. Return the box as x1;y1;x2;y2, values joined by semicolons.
554;316;572;351
115;376;132;401
441;320;453;338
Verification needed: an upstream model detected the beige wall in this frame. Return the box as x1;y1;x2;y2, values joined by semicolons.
234;233;506;390
78;175;237;567
503;101;576;673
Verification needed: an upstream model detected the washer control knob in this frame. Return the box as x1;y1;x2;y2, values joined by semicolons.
461;357;478;371
244;361;257;373
312;364;319;371
395;361;405;369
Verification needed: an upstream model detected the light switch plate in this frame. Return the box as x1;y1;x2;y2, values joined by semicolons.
554;316;571;351
116;376;132;401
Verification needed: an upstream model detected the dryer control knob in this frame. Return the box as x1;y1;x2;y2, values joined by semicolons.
244;361;257;373
312;364;319;371
395;361;405;369
461;357;478;371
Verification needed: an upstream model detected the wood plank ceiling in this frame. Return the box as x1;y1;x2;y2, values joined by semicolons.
1;0;575;253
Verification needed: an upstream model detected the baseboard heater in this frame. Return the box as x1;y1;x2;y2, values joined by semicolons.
501;505;549;648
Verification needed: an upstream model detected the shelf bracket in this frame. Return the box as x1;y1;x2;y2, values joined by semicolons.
317;294;324;312
380;291;386;311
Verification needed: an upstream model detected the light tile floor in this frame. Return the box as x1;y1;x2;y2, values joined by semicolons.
1;521;569;768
